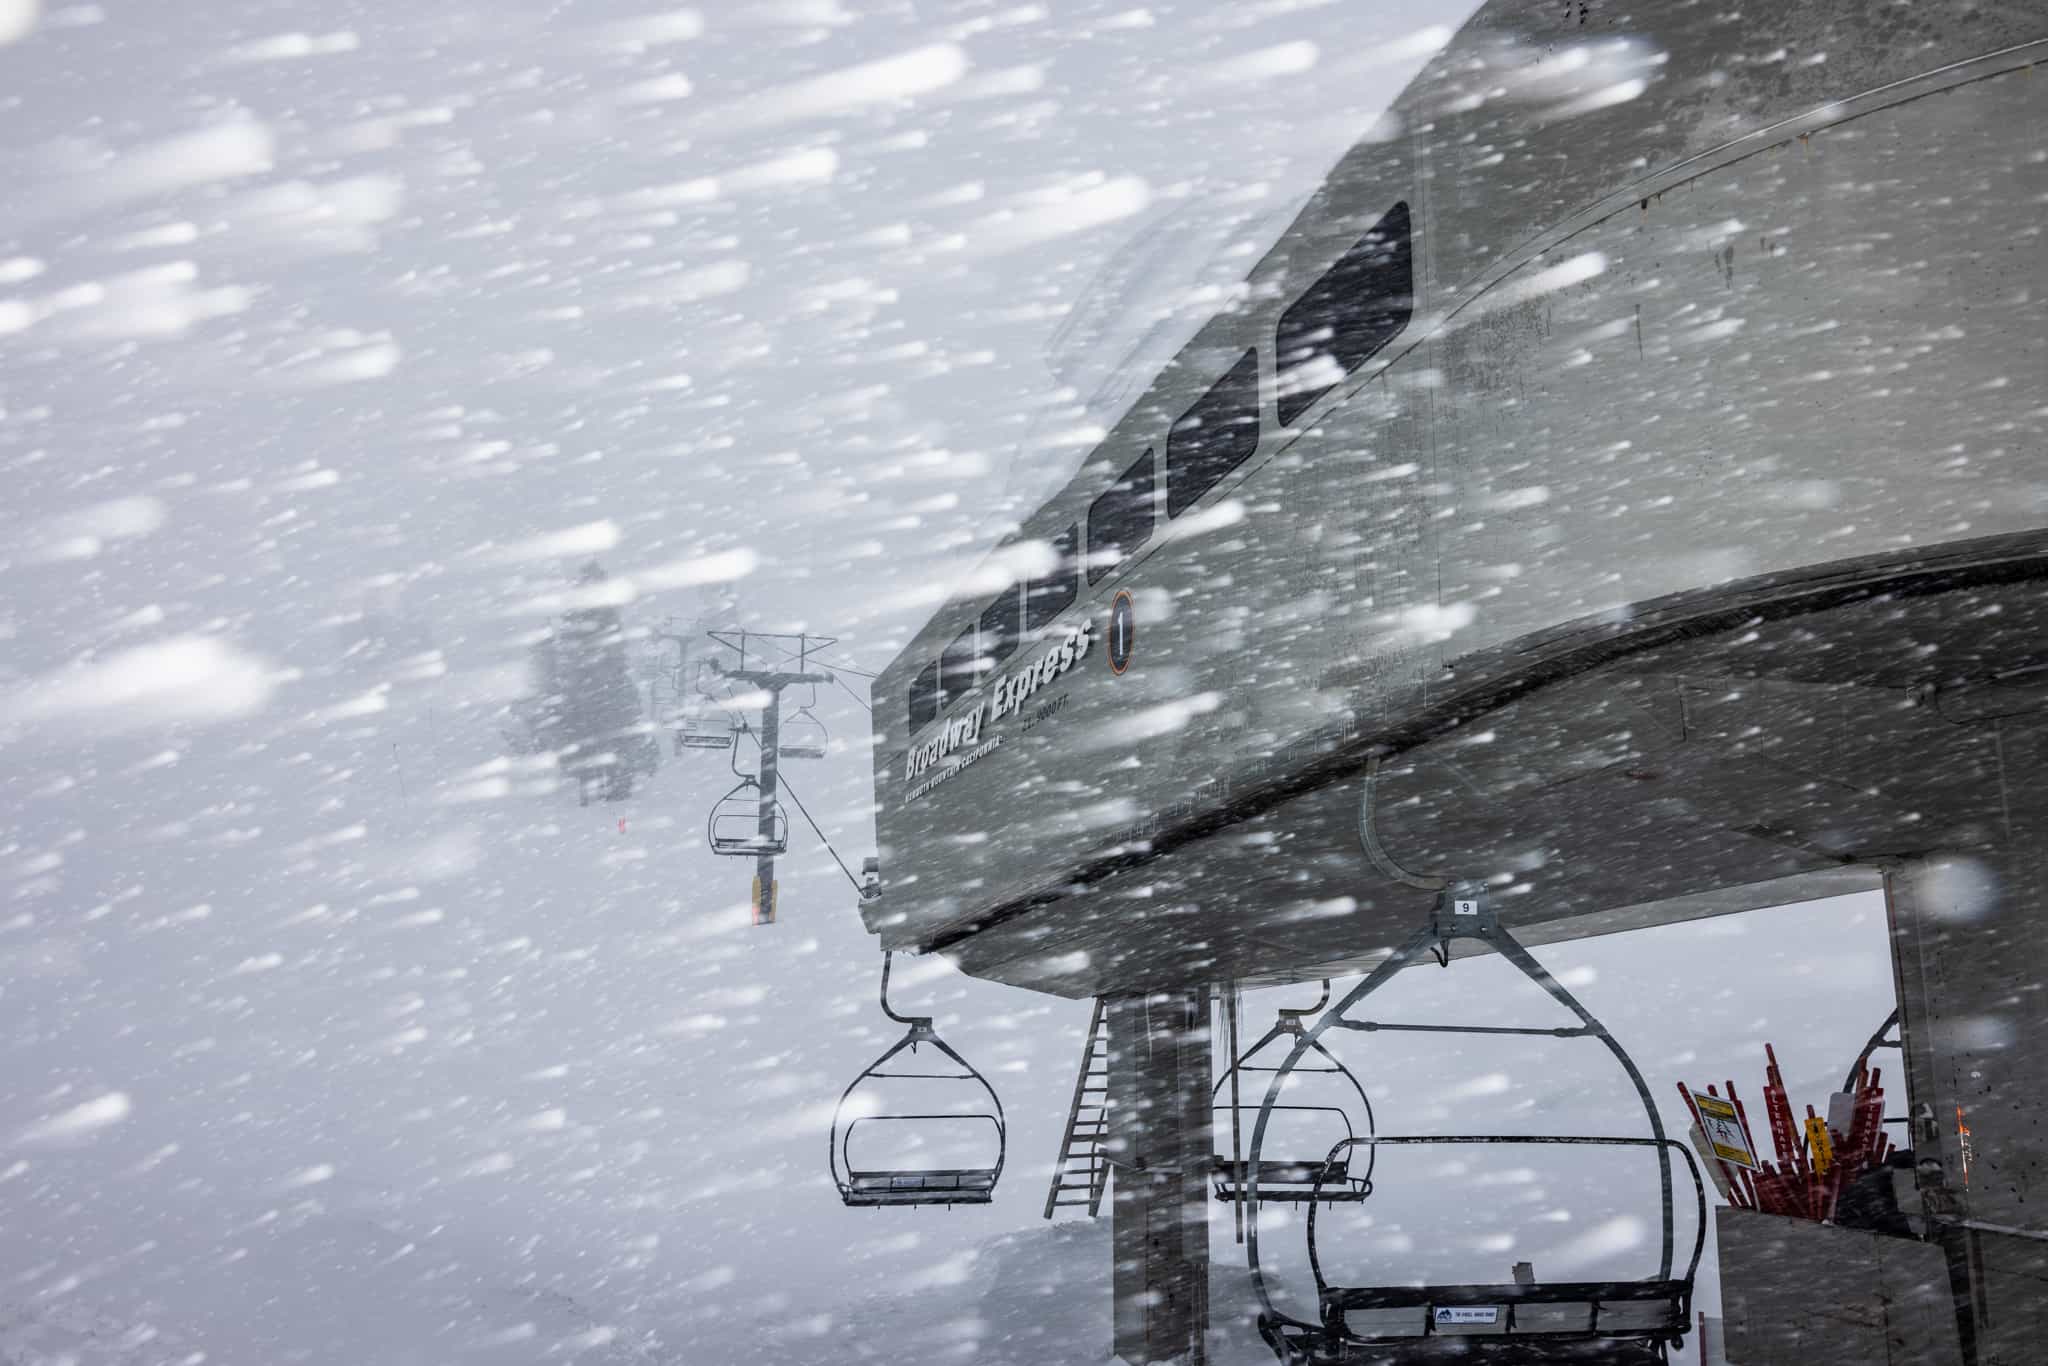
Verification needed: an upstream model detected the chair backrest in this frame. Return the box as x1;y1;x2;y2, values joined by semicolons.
842;1113;1005;1176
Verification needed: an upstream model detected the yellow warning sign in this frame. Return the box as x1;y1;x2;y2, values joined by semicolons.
1688;1091;1759;1169
1805;1116;1834;1176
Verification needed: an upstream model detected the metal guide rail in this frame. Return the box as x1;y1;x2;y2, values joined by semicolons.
1247;886;1701;1365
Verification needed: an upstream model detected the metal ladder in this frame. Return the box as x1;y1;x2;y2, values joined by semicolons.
1042;997;1111;1218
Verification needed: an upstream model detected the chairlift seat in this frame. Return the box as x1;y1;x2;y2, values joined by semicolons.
1213;1153;1365;1203
678;698;736;750
841;1166;1000;1207
1264;1308;1677;1366
835;1110;1004;1210
711;833;785;855
678;716;734;750
1270;1134;1705;1364
1319;1278;1689;1336
1261;1277;1687;1364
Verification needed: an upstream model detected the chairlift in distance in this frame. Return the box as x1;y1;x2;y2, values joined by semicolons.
677;699;736;752
830;950;1007;1208
707;768;788;857
676;662;740;752
778;685;829;761
1214;981;1376;1206
1246;885;1705;1365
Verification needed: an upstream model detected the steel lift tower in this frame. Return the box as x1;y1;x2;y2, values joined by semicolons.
705;629;831;926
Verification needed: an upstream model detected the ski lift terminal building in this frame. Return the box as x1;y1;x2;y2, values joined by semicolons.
855;2;2048;1363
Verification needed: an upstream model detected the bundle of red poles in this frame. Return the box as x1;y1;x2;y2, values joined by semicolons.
1679;1043;1892;1222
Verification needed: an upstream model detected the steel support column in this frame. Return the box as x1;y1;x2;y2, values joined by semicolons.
1886;831;2048;1366
755;686;781;925
1106;989;1211;1366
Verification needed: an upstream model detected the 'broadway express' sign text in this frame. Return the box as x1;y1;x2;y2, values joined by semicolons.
903;618;1095;787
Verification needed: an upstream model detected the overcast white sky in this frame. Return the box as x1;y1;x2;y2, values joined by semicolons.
1;0;1476;696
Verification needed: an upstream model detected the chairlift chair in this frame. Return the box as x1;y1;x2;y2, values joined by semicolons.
677;700;735;752
830;952;1007;1208
1247;886;1704;1366
678;713;735;751
777;697;829;761
1213;981;1376;1205
706;776;788;856
676;663;737;752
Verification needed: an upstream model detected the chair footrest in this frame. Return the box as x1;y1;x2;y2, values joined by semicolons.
1215;1184;1370;1204
843;1168;1000;1206
1264;1321;1674;1366
842;1189;996;1207
1315;1279;1687;1350
1321;1279;1685;1312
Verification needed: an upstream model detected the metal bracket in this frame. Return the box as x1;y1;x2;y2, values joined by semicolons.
1431;879;1498;949
1272;980;1331;1034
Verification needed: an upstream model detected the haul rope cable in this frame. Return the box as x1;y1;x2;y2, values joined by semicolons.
732;722;865;897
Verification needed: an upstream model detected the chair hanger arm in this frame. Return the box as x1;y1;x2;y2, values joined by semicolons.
878;950;933;1028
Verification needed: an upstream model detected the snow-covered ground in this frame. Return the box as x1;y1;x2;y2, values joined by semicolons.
1;2;1898;1363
